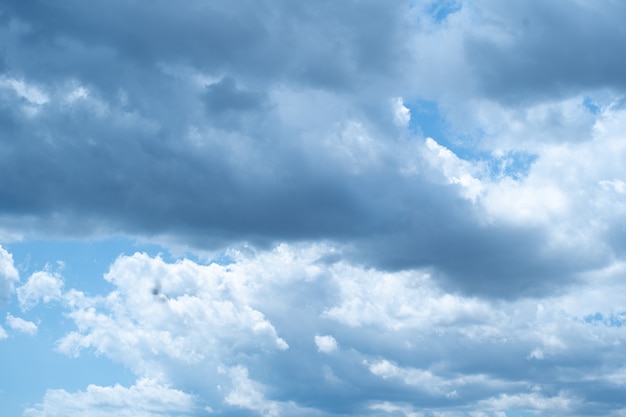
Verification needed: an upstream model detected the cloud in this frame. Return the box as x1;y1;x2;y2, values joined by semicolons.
3;2;626;412
56;252;288;380
22;378;198;417
16;271;64;311
1;0;626;301
314;335;338;354
392;97;411;127
15;246;621;416
0;244;19;304
6;313;38;335
476;391;580;415
463;1;626;103
222;366;282;417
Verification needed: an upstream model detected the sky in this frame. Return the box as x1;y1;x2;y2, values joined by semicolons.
1;0;626;416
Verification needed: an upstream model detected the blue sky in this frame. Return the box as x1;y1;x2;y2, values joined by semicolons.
1;0;626;416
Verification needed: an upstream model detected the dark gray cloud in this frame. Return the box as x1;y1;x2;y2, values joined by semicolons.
465;0;626;104
1;0;626;301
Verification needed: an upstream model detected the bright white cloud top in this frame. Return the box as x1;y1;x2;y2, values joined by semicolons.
1;1;626;416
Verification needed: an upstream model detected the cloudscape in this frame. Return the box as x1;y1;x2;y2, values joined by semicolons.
2;1;626;416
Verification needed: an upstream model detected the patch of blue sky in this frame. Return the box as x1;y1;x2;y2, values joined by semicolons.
582;96;601;115
407;100;537;180
1;314;129;416
1;236;242;417
4;236;208;296
487;151;538;180
1;238;143;417
425;0;462;23
408;99;447;142
583;312;626;327
6;238;126;296
0;324;135;417
0;241;119;413
209;251;236;266
408;98;488;161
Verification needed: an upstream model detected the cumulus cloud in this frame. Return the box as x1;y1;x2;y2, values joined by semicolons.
16;271;64;311
6;313;38;335
19;246;623;416
56;252;288;383
223;366;283;417
22;378;198;417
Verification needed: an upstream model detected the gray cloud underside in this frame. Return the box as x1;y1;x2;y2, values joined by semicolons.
1;0;626;297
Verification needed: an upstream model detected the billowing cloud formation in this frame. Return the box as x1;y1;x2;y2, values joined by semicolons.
18;246;626;416
1;0;626;298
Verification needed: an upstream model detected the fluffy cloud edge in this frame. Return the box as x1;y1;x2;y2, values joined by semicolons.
22;378;198;417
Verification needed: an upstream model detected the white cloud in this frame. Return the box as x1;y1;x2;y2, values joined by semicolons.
393;97;411;127
323;263;490;330
599;179;626;194
423;138;484;201
56;252;288;383
6;313;38;336
0;324;7;340
223;366;281;417
369;402;424;417
366;359;510;399
0;76;49;105
22;378;197;417
17;271;64;311
314;335;337;353
5;243;626;416
527;349;544;360
476;391;580;415
0;245;19;303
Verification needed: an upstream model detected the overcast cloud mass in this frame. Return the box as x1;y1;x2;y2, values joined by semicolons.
2;0;626;416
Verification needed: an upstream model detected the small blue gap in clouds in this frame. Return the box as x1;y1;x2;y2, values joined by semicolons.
408;99;447;142
583;96;601;115
407;99;537;180
584;312;626;327
488;152;538;180
407;98;486;161
426;0;462;23
210;252;236;266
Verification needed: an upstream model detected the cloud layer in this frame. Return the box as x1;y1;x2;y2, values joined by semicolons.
3;0;626;297
14;245;626;416
2;0;626;415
